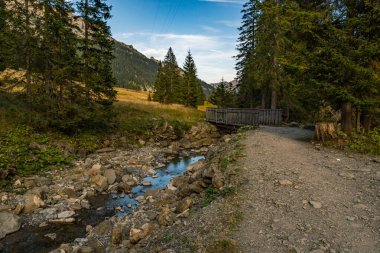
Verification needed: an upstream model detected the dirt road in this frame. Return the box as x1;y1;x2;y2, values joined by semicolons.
234;127;380;253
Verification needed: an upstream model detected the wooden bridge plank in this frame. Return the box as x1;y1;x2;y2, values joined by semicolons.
206;108;282;127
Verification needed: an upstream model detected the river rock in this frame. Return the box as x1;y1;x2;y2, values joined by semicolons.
48;249;65;253
116;182;131;193
142;181;152;186
92;220;113;237
212;170;224;189
189;181;205;193
129;223;153;244
59;187;79;198
0;212;21;239
104;169;116;184
186;160;204;173
44;233;56;240
75;246;94;253
23;193;45;213
157;207;175;226
88;164;101;176
81;199;90;209
122;175;132;183
176;197;193;213
68;198;82;210
49;218;75;224
39;208;58;220
111;225;124;245
90;175;108;192
58;211;75;219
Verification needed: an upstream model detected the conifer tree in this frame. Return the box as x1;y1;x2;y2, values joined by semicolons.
209;78;237;108
153;47;181;104
76;0;116;105
182;50;204;107
0;0;7;71
236;0;261;108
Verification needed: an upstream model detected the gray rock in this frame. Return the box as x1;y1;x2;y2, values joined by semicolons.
39;208;58;220
90;175;108;192
75;246;94;253
0;212;21;239
44;233;56;240
104;169;116;185
23;193;44;213
92;220;113;237
57;210;75;219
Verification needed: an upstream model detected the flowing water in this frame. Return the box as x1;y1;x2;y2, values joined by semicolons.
0;155;204;253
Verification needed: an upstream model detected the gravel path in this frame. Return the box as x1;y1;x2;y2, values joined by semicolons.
234;127;380;253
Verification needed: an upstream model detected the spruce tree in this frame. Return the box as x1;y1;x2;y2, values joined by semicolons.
76;0;116;105
236;0;261;108
0;0;7;71
153;47;181;104
210;78;237;108
31;0;83;130
182;50;204;107
153;62;166;102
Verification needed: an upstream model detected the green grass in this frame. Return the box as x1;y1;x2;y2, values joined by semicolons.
206;239;238;253
349;128;380;156
201;187;236;208
0;88;205;188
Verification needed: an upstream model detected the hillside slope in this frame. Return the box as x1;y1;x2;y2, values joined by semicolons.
112;40;159;90
112;40;214;94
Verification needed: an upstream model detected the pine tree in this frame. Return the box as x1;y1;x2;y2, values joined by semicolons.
209;78;237;108
182;50;204;107
76;0;116;105
153;47;181;104
0;0;7;71
236;0;261;108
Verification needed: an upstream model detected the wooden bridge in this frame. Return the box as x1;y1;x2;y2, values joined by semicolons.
206;108;282;127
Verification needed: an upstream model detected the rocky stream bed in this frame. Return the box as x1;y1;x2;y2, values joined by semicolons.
0;122;235;253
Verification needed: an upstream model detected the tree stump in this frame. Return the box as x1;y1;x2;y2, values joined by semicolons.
314;122;337;142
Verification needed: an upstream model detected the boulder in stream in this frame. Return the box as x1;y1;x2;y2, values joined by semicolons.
0;212;21;239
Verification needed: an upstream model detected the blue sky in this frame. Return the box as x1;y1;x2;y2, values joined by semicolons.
107;0;245;83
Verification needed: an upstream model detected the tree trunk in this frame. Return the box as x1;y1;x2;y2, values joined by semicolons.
24;0;31;92
283;106;289;122
261;89;266;109
355;108;361;133
270;89;277;109
341;102;353;135
362;110;372;132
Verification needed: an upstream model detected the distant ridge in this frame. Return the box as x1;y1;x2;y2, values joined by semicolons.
112;40;214;94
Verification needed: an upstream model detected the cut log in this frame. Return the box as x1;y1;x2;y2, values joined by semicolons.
314;122;337;142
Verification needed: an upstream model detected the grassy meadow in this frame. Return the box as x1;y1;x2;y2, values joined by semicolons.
0;85;205;186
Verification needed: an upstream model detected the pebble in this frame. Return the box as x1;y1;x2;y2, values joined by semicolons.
309;201;322;209
142;181;152;186
44;233;56;240
309;250;324;253
279;179;293;186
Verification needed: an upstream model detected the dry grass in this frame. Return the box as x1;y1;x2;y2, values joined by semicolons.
115;87;205;125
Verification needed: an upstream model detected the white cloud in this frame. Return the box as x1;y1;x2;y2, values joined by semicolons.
201;25;220;33
215;20;241;28
114;32;237;83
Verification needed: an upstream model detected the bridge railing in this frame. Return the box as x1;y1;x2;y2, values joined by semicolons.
206;108;282;126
